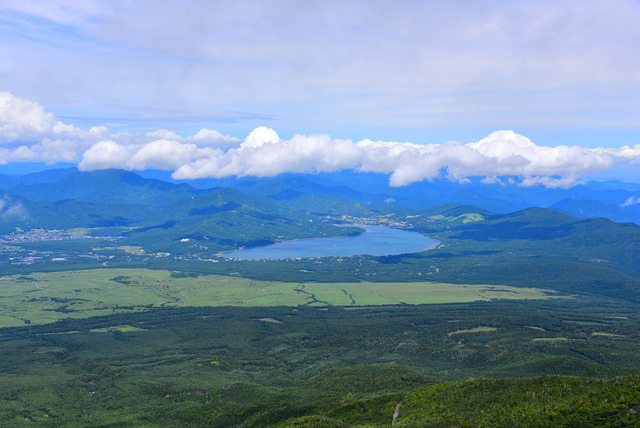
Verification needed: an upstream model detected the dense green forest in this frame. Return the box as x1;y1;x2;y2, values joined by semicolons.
2;299;640;426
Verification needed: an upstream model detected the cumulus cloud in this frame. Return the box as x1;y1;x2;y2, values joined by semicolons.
0;92;240;168
173;130;362;180
1;92;639;189
0;92;97;163
345;131;617;188
127;139;217;171
145;129;182;140
78;140;132;170
76;125;240;172
241;126;280;149
0;92;57;143
189;128;241;149
171;129;628;188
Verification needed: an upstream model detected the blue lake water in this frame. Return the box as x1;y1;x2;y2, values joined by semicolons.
224;226;438;260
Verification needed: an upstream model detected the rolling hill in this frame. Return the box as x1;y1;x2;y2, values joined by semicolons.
6;169;209;206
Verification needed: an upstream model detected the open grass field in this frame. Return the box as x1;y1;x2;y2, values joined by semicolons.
0;268;563;327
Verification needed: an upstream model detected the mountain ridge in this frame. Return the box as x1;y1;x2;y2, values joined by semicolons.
2;167;640;223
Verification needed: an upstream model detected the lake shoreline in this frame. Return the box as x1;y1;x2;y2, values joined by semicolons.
221;226;439;260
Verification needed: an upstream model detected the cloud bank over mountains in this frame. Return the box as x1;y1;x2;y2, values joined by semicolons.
1;92;639;188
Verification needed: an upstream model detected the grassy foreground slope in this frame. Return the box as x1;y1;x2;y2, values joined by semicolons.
278;376;640;427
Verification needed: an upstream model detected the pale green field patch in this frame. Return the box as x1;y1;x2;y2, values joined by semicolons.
0;314;23;328
449;326;498;335
592;332;625;338
67;227;90;235
90;325;146;333
256;318;283;324
0;268;564;328
427;214;484;223
566;321;609;326
34;347;67;354
532;337;569;342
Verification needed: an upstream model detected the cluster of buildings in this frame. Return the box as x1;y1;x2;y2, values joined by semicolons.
0;229;117;243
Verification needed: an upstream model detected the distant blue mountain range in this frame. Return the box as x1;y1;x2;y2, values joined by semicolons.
2;168;640;225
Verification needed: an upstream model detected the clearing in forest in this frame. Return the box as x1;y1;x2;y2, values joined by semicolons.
0;268;563;327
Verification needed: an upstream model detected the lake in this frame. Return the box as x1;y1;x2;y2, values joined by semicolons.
223;226;438;260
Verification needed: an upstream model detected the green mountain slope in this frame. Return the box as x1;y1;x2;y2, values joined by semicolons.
279;376;640;427
446;207;640;269
7;169;208;206
397;205;640;301
120;187;363;254
0;167;77;189
0;192;157;233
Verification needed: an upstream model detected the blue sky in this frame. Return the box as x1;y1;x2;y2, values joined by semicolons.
1;0;639;184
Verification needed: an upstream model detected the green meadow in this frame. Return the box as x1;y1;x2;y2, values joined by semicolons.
0;268;561;327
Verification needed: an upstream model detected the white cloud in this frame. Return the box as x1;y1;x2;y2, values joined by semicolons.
30;139;80;163
0;92;639;188
466;131;616;178
173;132;361;180
0;93;243;167
172;128;627;188
0;92;98;164
0;146;37;164
241;126;280;149
145;129;182;140
350;132;613;187
599;145;640;166
190;128;241;146
79;140;131;170
0;91;57;143
621;197;640;208
127;139;216;171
